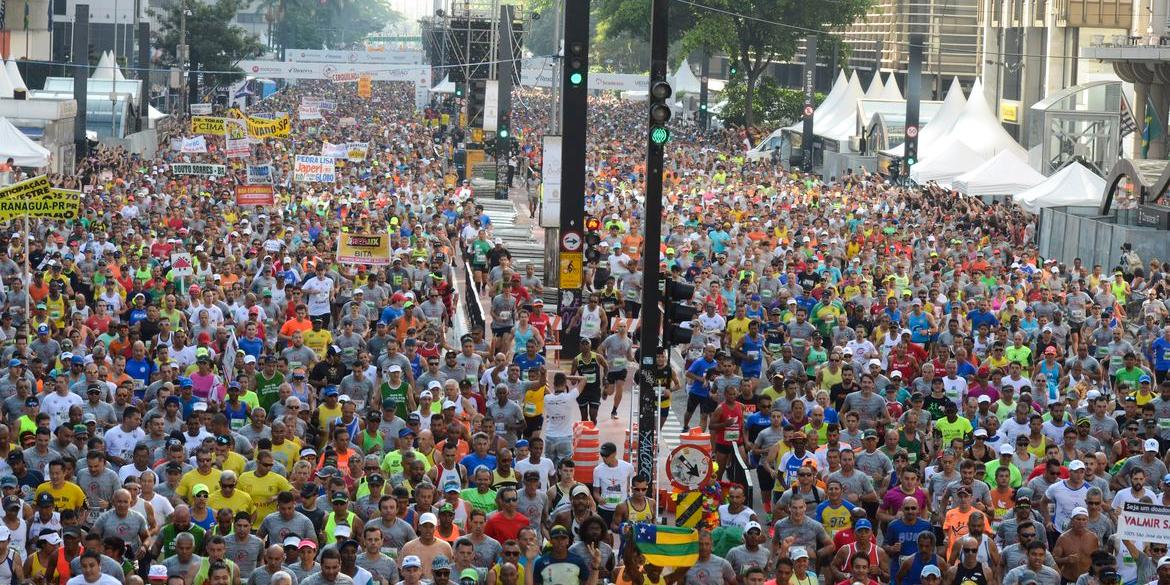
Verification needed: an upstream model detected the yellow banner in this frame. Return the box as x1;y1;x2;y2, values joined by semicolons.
0;176;80;221
246;115;291;138
190;116;226;136
357;75;372;99
336;233;390;265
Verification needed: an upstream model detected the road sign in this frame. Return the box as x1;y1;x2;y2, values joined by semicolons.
560;252;583;289
170;253;194;277
561;230;583;252
803;105;814;117
675;492;704;528
906;125;919;138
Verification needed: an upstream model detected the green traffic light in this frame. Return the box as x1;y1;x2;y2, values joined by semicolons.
499;128;509;139
569;72;583;86
650;126;670;144
906;157;916;165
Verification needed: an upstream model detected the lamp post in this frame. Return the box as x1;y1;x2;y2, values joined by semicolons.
178;0;188;115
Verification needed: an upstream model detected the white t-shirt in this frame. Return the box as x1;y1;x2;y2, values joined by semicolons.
543;389;579;439
592;460;635;511
302;276;334;316
515;457;556;492
104;426;146;460
41;391;82;429
67;574;122;585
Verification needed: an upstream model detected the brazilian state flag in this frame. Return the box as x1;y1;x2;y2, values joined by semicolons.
633;523;699;568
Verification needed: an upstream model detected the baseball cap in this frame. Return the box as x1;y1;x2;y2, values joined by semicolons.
1;497;19;511
192;484;210;496
460;568;479;582
571;484;591;498
401;555;422;569
855;519;873;531
549;525;571;538
921;566;942;579
432;555;451;571
1071;506;1089;518
1068;460;1086;471
282;536;301;548
148;566;168;581
36;493;53;507
744;521;762;533
999;444;1015;456
418;512;438;526
1146;438;1160;452
790;546;809;560
444;481;460;493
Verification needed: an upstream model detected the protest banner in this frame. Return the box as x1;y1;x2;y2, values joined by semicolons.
337;233;391;265
224;118;250;158
321;142;348;158
181;136;208;154
299;103;322;120
190;116;226;135
169;163;228;177
246;115;291;138
235;185;275;206
247;164;274;184
320;101;337;112
339;117;357;127
293;155;336;183
0;176;80;221
346;142;369;161
330;72;360;83
190;103;213;115
357;75;372;98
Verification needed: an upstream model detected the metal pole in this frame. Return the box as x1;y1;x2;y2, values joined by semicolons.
178;0;187;115
636;0;668;484
556;0;589;361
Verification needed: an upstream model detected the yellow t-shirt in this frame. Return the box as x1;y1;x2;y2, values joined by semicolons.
935;416;973;446
726;317;751;348
302;329;333;360
220;452;247;476
208;489;255;518
238;471;292;520
177;468;223;501
317;404;343;432
271;439;302;469
35;481;86;512
816;502;855;536
523;385;546;418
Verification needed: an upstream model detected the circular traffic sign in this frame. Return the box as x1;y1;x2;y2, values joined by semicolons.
906;125;919;138
562;231;583;252
803;105;814;117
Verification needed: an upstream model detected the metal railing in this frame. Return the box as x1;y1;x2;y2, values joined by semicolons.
463;258;486;336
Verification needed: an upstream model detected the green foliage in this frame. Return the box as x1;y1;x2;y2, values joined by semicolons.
719;76;825;129
253;0;400;51
153;0;264;88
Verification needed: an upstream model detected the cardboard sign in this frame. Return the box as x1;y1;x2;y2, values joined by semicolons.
246;164;274;184
235;185;275;206
337;233;390;265
190;116;226;135
293;155;336;183
170;163;227;177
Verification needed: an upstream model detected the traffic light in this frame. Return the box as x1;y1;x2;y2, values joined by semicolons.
567;41;587;87
649;81;672;145
663;278;696;346
497;113;510;140
469;79;487;128
454;83;465;98
729;62;738;77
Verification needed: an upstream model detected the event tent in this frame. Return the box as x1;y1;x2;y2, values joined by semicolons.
0;64;12;99
670;60;702;94
864;73;885;99
879;75;903;101
946;79;1027;160
952;150;1045;196
1013;161;1106;213
908;136;986;186
778;71;863;137
430;76;455;93
0;117;50;167
882;77;966;158
4;60;25;92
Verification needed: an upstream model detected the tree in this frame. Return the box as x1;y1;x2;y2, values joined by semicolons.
719;76;824;128
597;0;870;127
153;0;264;89
256;0;400;51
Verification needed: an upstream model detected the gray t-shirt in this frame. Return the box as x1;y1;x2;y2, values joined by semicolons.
827;469;876;503
281;345;317;370
248;565;299;585
516;489;548;530
855;450;894;480
364;517;415;550
300;573;355;585
92;508;149;552
772;516;829;552
162;554;203;579
842;391;888;427
286;561;318;584
225;533;265;576
486;400;524;446
69;553;126;581
725;544;770;577
470;534;503;568
685;555;736;585
355;551;398;584
259;510;317;543
1004;564;1061;585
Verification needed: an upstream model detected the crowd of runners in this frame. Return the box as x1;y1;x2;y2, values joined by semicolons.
0;69;1164;585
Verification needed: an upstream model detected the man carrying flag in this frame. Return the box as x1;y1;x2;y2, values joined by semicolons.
525;524;601;585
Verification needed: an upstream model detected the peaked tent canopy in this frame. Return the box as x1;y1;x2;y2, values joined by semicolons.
945;78;1026;161
0;64;13;99
879;75;903;101
882;77;966;158
430;76;455;93
670;60;702;94
864;72;885;99
4;60;25;92
784;70;848;133
908;136;987;187
0;117;50;167
817;73;866;141
952;150;1045;196
1013;161;1106;213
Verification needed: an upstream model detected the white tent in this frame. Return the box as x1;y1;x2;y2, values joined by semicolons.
147;105;168;129
811;73;865;141
882;77;966;158
1014;161;1106;213
946;78;1026;160
0;64;13;99
91;51;115;80
430;76;455;93
4;60;25;92
879;75;903;101
0;117;49;167
669;60;702;94
909;136;987;187
952;150;1045;196
864;72;885;99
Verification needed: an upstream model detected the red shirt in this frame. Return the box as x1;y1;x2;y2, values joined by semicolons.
713;401;745;446
483;510;529;543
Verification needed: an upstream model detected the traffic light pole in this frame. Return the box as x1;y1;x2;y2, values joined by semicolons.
904;33;923;175
636;0;669;485
557;0;589;361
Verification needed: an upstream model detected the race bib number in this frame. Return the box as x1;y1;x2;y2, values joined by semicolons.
524;403;537;416
725;427;740;442
585;372;597;384
747;351;759;361
613;358;627;370
499;311;512;321
495;422;506;436
474;253;486;263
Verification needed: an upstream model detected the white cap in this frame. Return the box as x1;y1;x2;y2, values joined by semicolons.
427;380;442;390
1068;459;1086;471
420;390;433;400
192;402;208;412
148;566;168;580
338;395;351;403
744;521;762;533
1086;389;1102;400
973;428;988;438
790;546;809;560
868;359;882;368
402;555;422;569
335;525;352;537
1071;506;1089;518
1146;438;1160;452
998;444;1015;455
387;365;403;373
891;370;903;378
243;355;257;364
442;400;458;410
418;512;438;526
1158;556;1170;568
977;395;991;403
